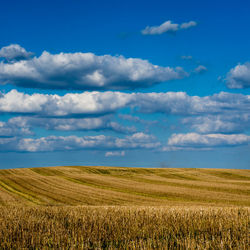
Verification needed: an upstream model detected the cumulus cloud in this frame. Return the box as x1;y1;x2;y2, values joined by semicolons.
1;89;249;152
0;89;132;117
0;132;160;152
0;47;187;90
8;116;136;134
0;119;32;137
0;44;33;62
105;151;125;157
226;62;250;89
141;20;197;35
167;133;250;149
135;91;250;115
0;90;249;118
182;114;250;133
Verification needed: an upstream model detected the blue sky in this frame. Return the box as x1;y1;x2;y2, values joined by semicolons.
0;0;249;169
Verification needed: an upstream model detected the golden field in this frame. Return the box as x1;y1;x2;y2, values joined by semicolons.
0;206;249;249
0;166;249;249
0;166;249;206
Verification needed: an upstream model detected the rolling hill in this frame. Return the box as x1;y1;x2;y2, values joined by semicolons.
0;166;249;206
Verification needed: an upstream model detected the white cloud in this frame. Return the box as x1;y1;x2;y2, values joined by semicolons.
0;44;33;62
182;114;250;133
0;89;132;117
135;91;250;115
226;62;250;89
1;89;249;152
0;132;160;152
194;65;207;74
114;132;160;149
0;119;32;137
141;20;197;35
142;21;179;35
0;90;249;118
9;116;136;134
180;21;197;29
105;151;125;157
167;133;250;149
0;47;187;90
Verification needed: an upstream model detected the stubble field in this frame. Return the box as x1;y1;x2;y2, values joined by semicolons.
0;166;249;249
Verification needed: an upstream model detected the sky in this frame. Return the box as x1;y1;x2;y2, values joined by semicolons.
0;0;250;169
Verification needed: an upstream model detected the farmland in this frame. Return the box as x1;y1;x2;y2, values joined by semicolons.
0;206;249;249
0;166;249;206
0;166;249;249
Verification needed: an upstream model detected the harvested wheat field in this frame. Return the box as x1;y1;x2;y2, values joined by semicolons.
0;166;249;249
0;166;250;206
0;206;249;249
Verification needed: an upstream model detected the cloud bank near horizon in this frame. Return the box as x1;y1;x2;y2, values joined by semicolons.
165;133;250;151
0;132;160;152
0;88;249;153
0;131;249;153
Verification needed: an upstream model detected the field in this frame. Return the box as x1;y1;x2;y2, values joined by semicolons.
0;166;249;249
0;206;249;249
0;166;250;206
